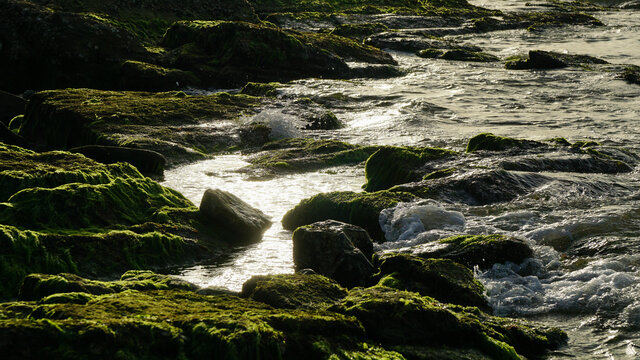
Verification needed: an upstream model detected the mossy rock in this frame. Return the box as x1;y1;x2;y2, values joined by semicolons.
373;254;488;309
241;273;348;310
418;48;498;62
363;146;456;192
118;60;200;91
240;82;283;97
408;234;533;269
20;88;261;165
466;133;545;153
245;138;380;175
282;190;418;242
19;271;199;301
0;0;155;93
0;289;367;360
330;286;563;359
162;20;355;85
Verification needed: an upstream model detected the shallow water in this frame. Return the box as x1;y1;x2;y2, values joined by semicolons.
163;3;640;358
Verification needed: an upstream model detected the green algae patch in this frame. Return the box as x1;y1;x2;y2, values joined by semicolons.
240;82;284;97
20;89;261;165
282;190;417;242
330;287;519;359
429;234;533;269
363;146;457;192
302;32;397;65
242;273;348;310
19;271;199;301
0;289;366;360
245;138;380;176
466;133;544;153
373;254;488;309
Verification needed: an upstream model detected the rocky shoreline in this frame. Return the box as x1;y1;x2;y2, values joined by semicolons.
1;0;638;358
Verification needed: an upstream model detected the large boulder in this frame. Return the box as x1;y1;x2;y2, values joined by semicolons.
374;254;489;309
199;188;272;243
505;50;608;70
241;273;347;310
282;190;417;242
292;221;376;288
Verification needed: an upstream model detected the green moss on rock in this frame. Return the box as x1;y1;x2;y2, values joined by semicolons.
242;273;347;310
240;82;283;97
282;190;417;242
20;88;261;165
363;146;456;192
374;254;488;309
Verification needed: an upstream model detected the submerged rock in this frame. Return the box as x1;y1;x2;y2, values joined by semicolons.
374;254;489;309
466;132;545;153
292;220;375;288
505;50;608;70
418;48;499;62
241;273;347;309
199;189;272;243
620;65;640;85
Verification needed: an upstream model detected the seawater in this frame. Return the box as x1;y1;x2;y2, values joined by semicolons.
163;3;640;358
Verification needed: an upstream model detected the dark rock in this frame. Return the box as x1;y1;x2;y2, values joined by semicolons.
505;50;608;70
69;145;166;176
118;60;199;91
292;221;376;288
393;169;551;206
373;254;489;309
0;90;26;125
303;111;344;130
500;153;633;174
466;132;545;152
241;273;347;309
162;21;354;86
0;122;32;149
620;65;640;85
330;23;389;41
199;188;272;243
417;48;499;62
366;31;481;53
282;190;418;242
407;234;534;269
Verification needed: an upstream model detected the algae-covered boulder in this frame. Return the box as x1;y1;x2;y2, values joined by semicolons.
330;286;565;359
0;143;236;300
363;146;456;192
282;190;418;242
292;221;375;288
0;0;149;93
408;234;533;269
505;50;608;70
118;60;200;91
0;289;367;360
199;188;272;243
19;89;261;165
241;273;347;310
19;271;198;301
69;145;166;176
374;254;488;309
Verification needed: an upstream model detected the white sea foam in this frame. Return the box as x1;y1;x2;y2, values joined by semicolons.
246;109;301;140
379;200;466;243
